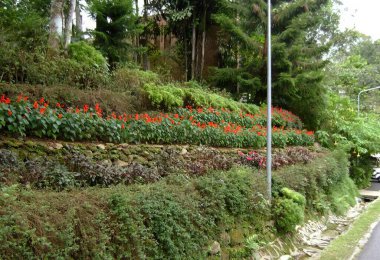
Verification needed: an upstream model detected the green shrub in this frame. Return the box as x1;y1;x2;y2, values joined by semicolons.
281;187;306;207
68;41;108;70
0;151;358;258
0;168;270;259
109;187;209;259
273;196;305;233
273;188;306;233
272;150;358;215
327;174;357;215
0;84;146;114
144;83;185;110
349;155;374;188
143;83;259;113
111;67;160;92
26;56;109;89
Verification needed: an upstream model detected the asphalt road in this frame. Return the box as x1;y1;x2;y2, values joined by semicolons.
358;222;380;260
357;181;380;260
367;180;380;191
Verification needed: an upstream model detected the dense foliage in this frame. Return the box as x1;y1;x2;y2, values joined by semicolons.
0;94;314;148
144;82;260;113
321;36;380;187
0;150;357;258
273;188;306;233
0;139;318;190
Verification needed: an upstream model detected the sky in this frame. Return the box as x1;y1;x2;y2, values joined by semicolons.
82;0;380;41
338;0;380;40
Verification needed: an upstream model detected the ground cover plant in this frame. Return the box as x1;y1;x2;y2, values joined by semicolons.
0;94;314;148
0;140;318;190
144;83;260;113
0;150;357;259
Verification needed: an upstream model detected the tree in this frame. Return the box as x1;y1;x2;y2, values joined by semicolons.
147;0;221;80
0;0;50;82
324;35;380;113
89;0;139;67
211;0;339;129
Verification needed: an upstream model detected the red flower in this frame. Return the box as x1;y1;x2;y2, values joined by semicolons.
121;124;125;129
83;104;89;113
33;101;39;109
135;114;139;120
58;114;63;119
7;110;12;116
56;102;61;108
39;97;45;104
39;107;46;114
174;114;179;119
75;107;80;114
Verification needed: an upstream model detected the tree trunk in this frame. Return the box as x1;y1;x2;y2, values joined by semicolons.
75;0;82;36
48;0;64;56
142;0;149;70
200;2;207;80
237;45;241;94
185;37;188;81
134;0;139;63
195;31;199;79
191;20;196;80
236;13;241;94
64;0;76;48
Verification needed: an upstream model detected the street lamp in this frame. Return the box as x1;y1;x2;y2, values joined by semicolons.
357;86;380;116
266;0;272;201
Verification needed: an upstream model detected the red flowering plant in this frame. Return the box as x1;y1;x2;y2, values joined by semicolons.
0;94;124;142
175;106;303;130
0;93;314;148
1;94;30;136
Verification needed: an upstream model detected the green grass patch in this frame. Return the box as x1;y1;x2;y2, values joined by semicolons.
319;199;380;260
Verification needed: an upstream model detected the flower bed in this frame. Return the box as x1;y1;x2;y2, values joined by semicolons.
0;94;314;148
175;106;303;129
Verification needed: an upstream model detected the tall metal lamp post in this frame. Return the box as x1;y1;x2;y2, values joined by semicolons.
357;86;380;116
266;0;272;201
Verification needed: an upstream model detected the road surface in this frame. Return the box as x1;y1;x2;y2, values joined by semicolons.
357;181;380;260
367;181;380;191
357;222;380;260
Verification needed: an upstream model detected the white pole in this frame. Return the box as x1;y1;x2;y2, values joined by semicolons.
266;0;272;201
357;86;380;116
